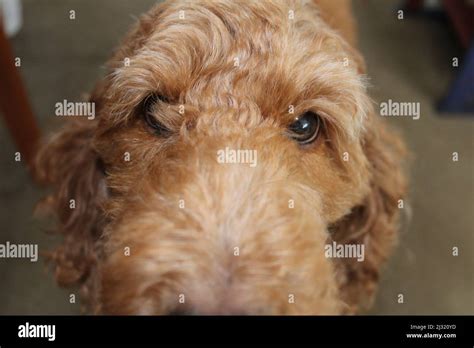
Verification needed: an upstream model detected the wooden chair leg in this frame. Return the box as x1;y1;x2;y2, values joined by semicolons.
0;19;40;171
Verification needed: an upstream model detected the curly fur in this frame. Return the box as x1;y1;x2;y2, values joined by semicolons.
35;0;407;314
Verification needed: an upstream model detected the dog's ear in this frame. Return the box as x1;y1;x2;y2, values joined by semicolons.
34;93;106;302
315;0;357;47
332;117;407;312
32;3;164;304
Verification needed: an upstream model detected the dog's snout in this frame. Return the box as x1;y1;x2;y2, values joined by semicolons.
168;308;192;316
169;307;249;316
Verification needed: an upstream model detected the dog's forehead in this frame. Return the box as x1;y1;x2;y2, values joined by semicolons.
138;1;312;80
107;0;367;136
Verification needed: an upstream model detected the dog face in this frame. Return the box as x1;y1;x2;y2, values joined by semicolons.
36;0;406;315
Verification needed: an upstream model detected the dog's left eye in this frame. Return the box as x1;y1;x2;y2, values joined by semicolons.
287;111;321;145
142;94;171;136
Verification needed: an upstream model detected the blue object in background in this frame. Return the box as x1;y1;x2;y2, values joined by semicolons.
439;42;474;113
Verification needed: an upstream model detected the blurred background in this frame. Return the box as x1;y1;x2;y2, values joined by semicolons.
0;0;472;314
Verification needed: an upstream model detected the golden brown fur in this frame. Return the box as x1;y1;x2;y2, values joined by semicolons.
35;0;407;314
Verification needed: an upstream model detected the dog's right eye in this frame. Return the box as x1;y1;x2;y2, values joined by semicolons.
142;94;171;136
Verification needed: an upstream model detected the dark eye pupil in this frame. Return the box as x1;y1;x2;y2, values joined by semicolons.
290;117;312;133
288;111;320;144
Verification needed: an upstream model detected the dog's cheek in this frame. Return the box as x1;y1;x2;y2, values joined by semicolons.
94;127;170;195
299;142;370;224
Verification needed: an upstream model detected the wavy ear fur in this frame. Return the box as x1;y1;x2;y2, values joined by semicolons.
332;115;408;312
32;5;166;311
35;105;106;307
318;3;408;311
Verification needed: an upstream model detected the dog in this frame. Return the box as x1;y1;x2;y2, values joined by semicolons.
35;0;407;315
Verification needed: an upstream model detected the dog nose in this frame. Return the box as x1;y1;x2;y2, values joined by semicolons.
168;307;249;316
168;309;192;316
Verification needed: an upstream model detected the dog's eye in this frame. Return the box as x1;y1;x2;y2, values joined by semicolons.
287;111;321;145
142;94;171;136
